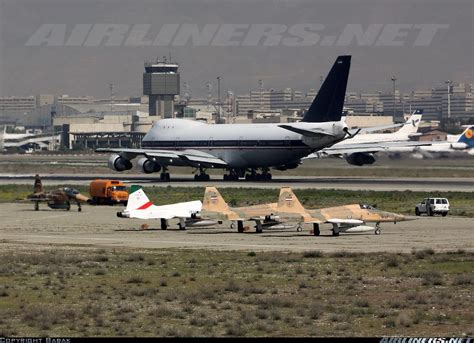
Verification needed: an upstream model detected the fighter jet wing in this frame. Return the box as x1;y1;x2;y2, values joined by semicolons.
96;148;228;168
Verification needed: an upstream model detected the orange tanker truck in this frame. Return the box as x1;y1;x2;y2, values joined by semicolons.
89;179;129;205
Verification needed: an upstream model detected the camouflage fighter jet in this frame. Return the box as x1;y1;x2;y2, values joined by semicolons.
201;186;318;233
27;174;89;212
273;187;408;236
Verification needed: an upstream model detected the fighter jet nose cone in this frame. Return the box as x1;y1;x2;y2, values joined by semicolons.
395;214;407;222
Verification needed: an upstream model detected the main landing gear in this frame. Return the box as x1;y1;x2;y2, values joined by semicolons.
160;167;171;181
245;168;272;181
223;169;241;181
223;168;273;181
312;223;320;236
194;168;210;181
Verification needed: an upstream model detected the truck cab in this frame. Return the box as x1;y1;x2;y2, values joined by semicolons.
415;198;449;217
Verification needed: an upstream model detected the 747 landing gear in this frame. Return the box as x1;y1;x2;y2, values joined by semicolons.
160;167;171;181
223;169;240;181
194;168;210;181
245;168;272;181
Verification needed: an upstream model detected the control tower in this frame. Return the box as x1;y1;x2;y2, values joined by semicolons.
143;59;180;117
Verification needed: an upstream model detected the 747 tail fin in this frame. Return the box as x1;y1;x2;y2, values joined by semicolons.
302;55;351;123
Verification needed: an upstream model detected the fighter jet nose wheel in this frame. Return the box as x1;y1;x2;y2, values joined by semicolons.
375;228;381;235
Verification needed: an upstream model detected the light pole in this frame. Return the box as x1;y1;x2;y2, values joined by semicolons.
258;79;264;112
391;76;397;118
445;80;452;119
109;83;115;114
217;76;221;121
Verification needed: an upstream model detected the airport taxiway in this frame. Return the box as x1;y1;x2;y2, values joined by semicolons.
1;203;472;253
1;173;473;192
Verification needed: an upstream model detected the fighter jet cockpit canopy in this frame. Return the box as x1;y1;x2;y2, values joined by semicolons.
63;187;80;196
359;204;377;210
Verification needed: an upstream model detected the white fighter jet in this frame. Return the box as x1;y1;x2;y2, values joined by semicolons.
117;188;204;230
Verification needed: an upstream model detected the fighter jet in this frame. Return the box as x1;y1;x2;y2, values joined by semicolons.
273;188;407;236
116;187;217;230
202;186;407;235
27;174;89;211
200;186;314;233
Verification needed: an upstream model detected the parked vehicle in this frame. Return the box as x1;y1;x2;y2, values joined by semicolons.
89;179;128;205
415;198;449;216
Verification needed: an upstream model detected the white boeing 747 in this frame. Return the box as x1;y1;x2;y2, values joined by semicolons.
97;55;404;180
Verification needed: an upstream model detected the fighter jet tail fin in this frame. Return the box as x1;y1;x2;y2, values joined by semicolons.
457;126;474;147
302;55;351;123
126;188;153;211
203;186;229;211
33;174;43;194
277;187;307;213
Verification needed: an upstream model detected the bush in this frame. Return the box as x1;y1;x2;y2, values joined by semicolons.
92;255;108;262
398;313;413;327
413;248;435;260
126;276;145;284
383;318;396;328
303;250;323;258
453;273;473;285
354;298;370;308
308;304;323;320
125;254;144;262
224;279;241;293
385;255;399;268
421;270;444;286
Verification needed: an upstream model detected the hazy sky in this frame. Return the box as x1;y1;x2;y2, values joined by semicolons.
0;0;472;98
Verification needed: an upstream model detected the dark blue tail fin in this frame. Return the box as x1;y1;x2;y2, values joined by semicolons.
457;126;474;147
302;55;351;123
